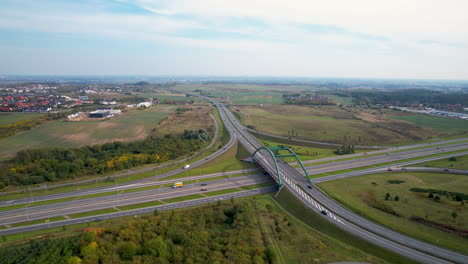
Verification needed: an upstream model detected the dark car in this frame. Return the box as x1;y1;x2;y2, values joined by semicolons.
201;183;207;186
307;185;312;189
321;210;328;215
201;188;207;191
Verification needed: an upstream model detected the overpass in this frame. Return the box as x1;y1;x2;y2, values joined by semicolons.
204;95;468;264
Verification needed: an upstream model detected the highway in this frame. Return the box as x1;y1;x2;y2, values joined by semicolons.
206;96;468;264
0;169;261;208
0;186;277;236
0;174;272;225
303;145;468;175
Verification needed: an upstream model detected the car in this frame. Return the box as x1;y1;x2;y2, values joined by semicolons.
307;185;312;189
401;167;407;171
443;169;450;171
201;188;207;191
363;153;367;155
201;183;207;186
386;153;391;155
321;210;328;215
387;168;393;171
436;147;440;149
263;172;269;175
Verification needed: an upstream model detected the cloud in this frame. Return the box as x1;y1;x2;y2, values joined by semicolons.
0;0;467;78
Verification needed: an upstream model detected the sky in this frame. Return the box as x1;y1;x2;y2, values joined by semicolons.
1;0;467;79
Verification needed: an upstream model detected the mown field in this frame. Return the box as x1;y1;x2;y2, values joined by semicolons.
318;172;468;254
238;105;468;145
0;106;178;160
0;112;44;126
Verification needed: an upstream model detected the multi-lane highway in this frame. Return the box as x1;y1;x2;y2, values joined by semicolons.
206;96;468;264
0;186;277;236
0;174;272;225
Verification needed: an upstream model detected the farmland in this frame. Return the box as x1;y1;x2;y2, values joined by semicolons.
0;112;44;126
0;105;206;160
318;172;468;253
237;105;468;145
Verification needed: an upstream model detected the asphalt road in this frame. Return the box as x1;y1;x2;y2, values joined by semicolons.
0;186;277;236
203;95;468;264
302;144;468;175
0;168;261;208
0;174;273;225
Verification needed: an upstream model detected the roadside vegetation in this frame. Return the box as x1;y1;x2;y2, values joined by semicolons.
0;195;390;264
410;154;468;170
318;172;468;254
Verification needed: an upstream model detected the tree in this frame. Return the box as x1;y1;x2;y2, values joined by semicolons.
264;247;276;263
118;241;138;261
428;193;434;198
65;256;82;264
153;209;160;216
394;196;400;201
451;211;458;221
434;195;440;201
385;193;391;200
448;157;457;162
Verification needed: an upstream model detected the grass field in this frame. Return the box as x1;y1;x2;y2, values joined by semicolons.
170;142;259;178
239;105;468;145
318;172;468;253
410;154;468;170
150;105;214;136
392;114;468;135
259;138;353;161
0;113;45;126
0;106;177;160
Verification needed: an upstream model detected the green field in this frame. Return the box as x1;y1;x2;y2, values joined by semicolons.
318;172;468;253
0;106;176;160
392;114;468;135
0;113;45;126
411;154;468;170
259;138;357;161
239;105;468;145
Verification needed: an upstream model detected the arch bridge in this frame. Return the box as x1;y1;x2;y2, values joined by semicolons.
251;146;312;187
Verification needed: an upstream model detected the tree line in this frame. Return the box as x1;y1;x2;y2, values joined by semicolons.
0;128;213;188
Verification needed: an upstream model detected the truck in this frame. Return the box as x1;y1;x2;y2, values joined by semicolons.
172;182;183;188
183;164;190;169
